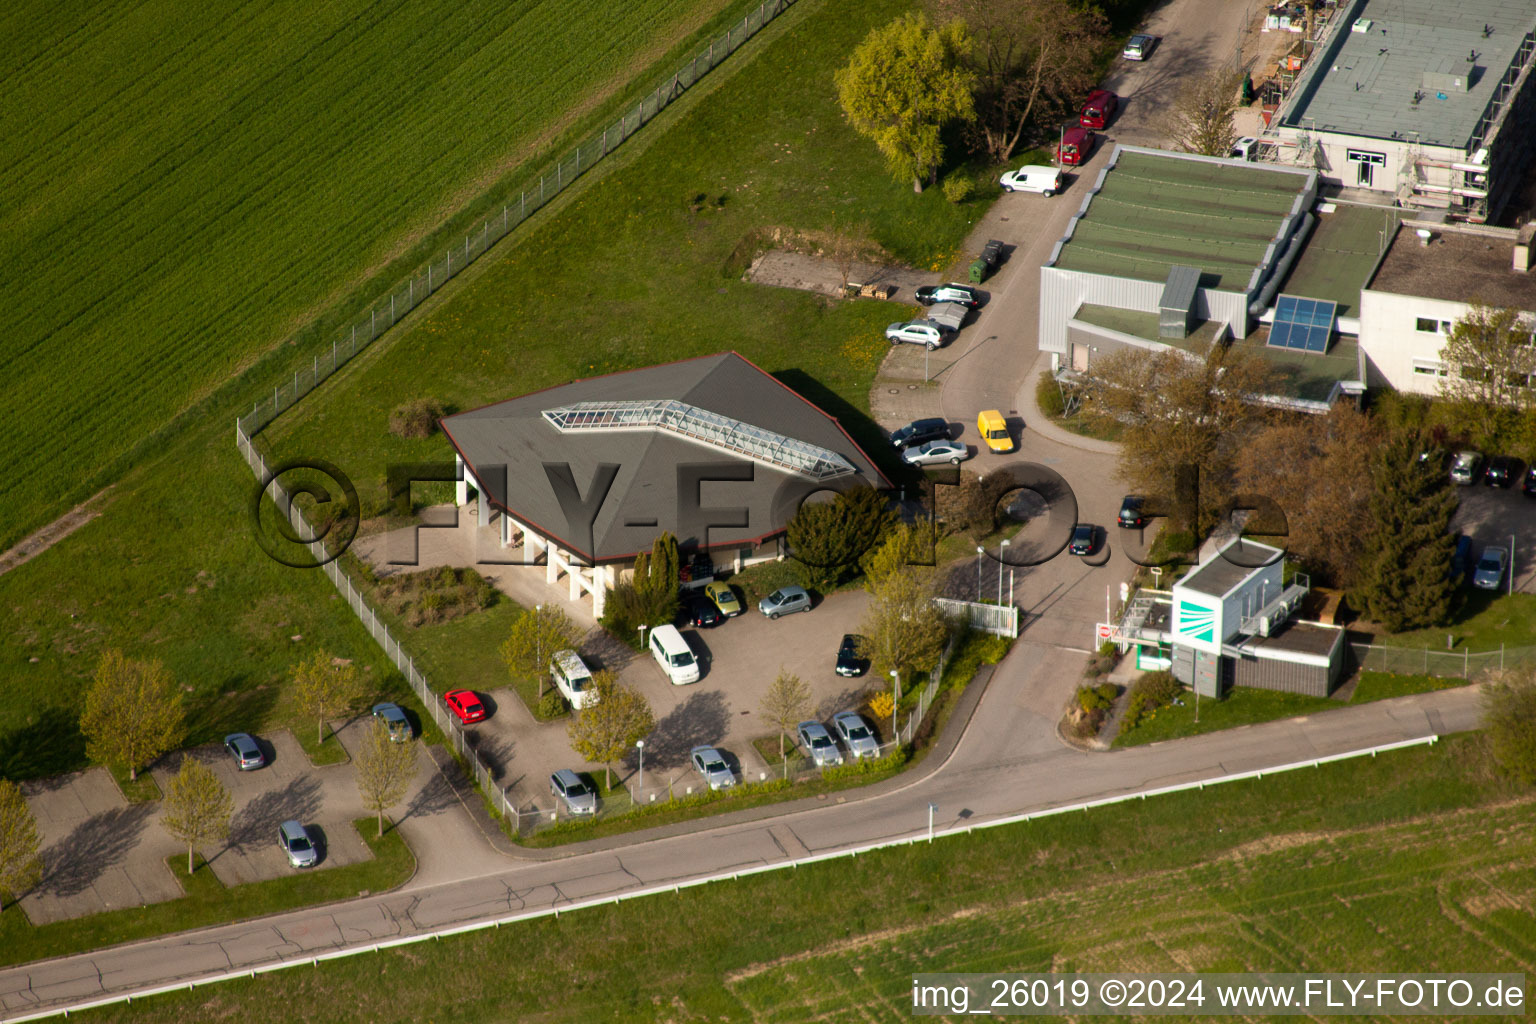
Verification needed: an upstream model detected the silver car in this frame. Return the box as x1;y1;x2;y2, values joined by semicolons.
549;769;597;815
278;820;317;869
371;702;411;742
796;721;843;768
901;439;970;467
1450;450;1481;485
833;711;880;760
689;745;736;790
223;732;264;771
885;320;948;350
758;585;811;620
1472;546;1507;590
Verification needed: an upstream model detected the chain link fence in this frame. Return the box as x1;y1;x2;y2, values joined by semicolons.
1348;640;1536;679
237;0;797;441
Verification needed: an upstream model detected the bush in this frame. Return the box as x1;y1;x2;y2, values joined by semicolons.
1117;671;1184;738
1077;685;1113;713
600;581;677;650
868;691;895;719
1482;667;1536;787
821;747;908;782
537;690;569;719
941;173;974;204
1036;371;1066;418
1098;640;1117;658
388;398;445;440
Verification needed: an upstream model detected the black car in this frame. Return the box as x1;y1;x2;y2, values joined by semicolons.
1068;524;1095;556
1525;464;1536;497
835;634;866;677
680;594;723;628
1484;455;1520;488
913;283;981;308
889;417;950;449
1117;495;1145;528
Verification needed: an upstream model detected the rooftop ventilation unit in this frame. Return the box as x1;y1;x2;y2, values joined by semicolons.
1351;18;1372;33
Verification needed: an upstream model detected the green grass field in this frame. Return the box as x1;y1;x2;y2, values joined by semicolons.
0;0;763;551
0;0;991;781
74;736;1535;1023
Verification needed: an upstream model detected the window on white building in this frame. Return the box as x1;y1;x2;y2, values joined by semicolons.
1414;317;1453;334
1411;360;1448;377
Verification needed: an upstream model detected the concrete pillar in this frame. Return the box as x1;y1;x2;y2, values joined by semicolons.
501;513;512;548
477;484;488;524
568;564;582;601
734;548;744;572
547;545;561;584
454;455;467;506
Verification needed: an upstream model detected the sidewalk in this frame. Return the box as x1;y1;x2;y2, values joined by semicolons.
1015;351;1120;456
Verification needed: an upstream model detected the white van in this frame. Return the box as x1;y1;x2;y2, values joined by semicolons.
648;624;700;685
549;649;595;709
999;164;1063;196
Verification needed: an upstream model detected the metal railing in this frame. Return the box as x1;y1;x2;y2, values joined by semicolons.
1348;641;1536;680
934;597;1019;638
235;0;797;441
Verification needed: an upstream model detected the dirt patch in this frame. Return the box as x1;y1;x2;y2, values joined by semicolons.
745;249;932;302
0;485;114;578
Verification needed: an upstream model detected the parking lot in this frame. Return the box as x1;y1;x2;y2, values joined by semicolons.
1451;478;1536;594
464;586;880;811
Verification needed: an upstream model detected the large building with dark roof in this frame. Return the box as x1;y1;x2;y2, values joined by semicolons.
439;352;888;614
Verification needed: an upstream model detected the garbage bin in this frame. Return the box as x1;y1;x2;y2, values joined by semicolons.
969;258;987;283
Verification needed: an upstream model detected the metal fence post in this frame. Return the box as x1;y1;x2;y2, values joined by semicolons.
370;308;375;338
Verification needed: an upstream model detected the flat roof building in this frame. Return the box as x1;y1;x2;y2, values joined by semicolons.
1270;0;1536;222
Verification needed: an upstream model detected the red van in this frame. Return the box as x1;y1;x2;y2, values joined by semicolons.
1079;89;1118;129
1059;126;1096;166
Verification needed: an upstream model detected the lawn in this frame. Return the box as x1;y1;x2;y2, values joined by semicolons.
77;736;1535;1022
1114;671;1471;747
1372;591;1536;653
0;819;412;970
0;0;991;781
0;0;767;551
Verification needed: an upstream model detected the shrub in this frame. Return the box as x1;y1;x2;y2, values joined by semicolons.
1036;371;1066;418
868;691;895;719
1098;640;1117;658
941;172;974;204
388;398;445;440
1482;667;1536;787
537;690;569;719
600;581;677;649
821;747;907;782
1117;671;1184;738
1077;685;1113;714
1095;682;1118;703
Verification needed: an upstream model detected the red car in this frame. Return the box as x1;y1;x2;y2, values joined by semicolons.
443;689;487;724
1059;126;1096;166
1079;89;1118;129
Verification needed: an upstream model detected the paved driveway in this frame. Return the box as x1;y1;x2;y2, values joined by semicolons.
1452;484;1536;594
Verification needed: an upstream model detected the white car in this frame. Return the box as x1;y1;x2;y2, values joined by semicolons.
998;164;1062;196
1123;33;1155;60
902;439;971;467
885;320;948;350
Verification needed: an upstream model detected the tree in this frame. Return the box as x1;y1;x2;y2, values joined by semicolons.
633;532;680;611
1233;405;1380;586
827;221;876;296
160;756;232;876
1355;428;1458;632
290;649;364;745
925;469;999;539
760;670;813;757
1481;666;1536;788
80;650;186;782
1077;342;1276;534
927;0;1106;161
787;486;898;591
1437;302;1536;445
355;718;419;837
862;520;940;589
0;780;41;914
500;604;580;697
857;568;950;682
1162;67;1243;156
566;670;654;788
835;13;977;192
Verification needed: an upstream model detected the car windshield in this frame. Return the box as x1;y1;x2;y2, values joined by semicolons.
848;725;870;740
704;757;726;773
1075;527;1092;540
565;780;590;797
288;835;311;851
466;702;483;713
811;735;833;749
670;652;693;667
988;429;1008;439
1479;557;1500;571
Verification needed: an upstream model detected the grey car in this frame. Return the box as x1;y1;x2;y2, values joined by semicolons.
371;702;411;742
758;585;811;619
223;732;265;771
689;745;736;790
796;721;843;768
833;710;880;760
901;439;970;467
278;820;317;869
549;769;597;815
1472;546;1507;590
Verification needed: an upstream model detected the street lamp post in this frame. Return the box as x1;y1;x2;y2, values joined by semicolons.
975;546;984;600
890;669;900;742
928;802;937;843
638;623;649;651
1510;534;1516;597
998;540;1010;604
636;739;645;801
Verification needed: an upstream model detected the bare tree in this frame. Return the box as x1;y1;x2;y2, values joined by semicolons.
1233;405;1381;586
567;671;654;788
928;0;1107;161
80;650;186;782
355;719;418;837
1077;342;1276;533
161;756;233;876
291;649;364;745
1163;68;1243;156
760;671;813;757
0;780;41;913
1437;302;1536;445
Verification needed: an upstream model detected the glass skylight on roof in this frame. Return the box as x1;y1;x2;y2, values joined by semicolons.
542;400;857;480
1266;294;1336;354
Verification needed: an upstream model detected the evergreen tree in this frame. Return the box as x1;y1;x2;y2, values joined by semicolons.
1357;429;1457;632
786;486;898;591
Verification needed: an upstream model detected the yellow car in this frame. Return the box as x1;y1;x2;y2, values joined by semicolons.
977;409;1014;453
704;580;742;617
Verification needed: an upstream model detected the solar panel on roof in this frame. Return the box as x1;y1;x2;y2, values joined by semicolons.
1266;294;1335;354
